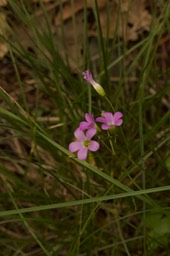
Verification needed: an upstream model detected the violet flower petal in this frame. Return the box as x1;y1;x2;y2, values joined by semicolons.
74;128;86;140
114;112;123;119
96;117;106;123
85;113;94;123
113;112;123;126
114;119;123;126
103;112;113;122
86;128;97;139
79;113;95;131
101;124;110;130
69;142;81;152
82;70;93;83
79;121;89;130
77;147;88;160
88;141;100;151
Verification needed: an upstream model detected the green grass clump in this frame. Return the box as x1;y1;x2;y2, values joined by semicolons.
0;0;170;255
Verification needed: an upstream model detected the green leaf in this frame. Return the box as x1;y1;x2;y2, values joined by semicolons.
146;211;170;250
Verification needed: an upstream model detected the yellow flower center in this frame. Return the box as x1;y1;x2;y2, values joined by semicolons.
84;140;90;147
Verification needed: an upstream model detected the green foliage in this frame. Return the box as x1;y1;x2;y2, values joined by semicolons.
146;210;170;251
0;0;170;255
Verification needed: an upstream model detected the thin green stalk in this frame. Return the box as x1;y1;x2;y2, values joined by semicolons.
88;85;92;114
59;0;70;67
0;186;169;217
94;0;109;86
105;96;115;112
71;0;79;62
83;0;89;68
114;209;131;256
138;80;146;254
8;45;28;113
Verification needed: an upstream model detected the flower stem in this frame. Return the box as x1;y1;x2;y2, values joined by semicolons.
105;96;115;112
107;131;116;156
88;84;92;114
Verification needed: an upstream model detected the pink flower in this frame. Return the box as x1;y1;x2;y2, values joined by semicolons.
82;70;105;96
79;113;96;133
68;128;100;160
96;112;123;130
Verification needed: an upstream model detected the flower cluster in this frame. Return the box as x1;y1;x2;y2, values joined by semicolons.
68;69;123;160
69;112;123;160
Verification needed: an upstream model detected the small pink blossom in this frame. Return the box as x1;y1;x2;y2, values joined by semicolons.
68;128;100;160
82;70;105;96
96;112;123;130
79;113;96;133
